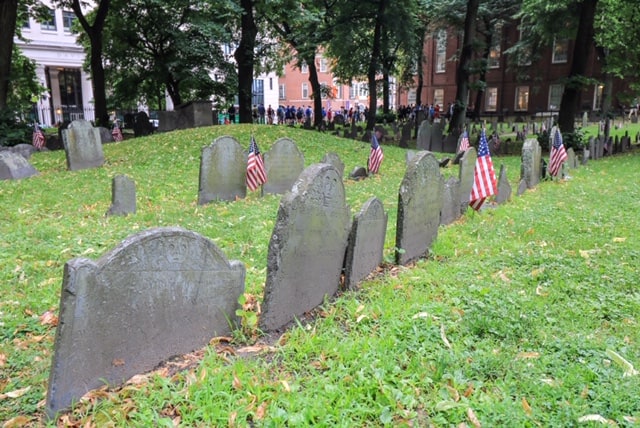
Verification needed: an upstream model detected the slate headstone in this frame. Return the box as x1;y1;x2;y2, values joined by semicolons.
517;179;528;196
431;121;445;151
98;126;114;144
458;147;477;215
46;227;245;418
4;143;37;159
582;149;589;165
0;151;39;180
133;111;153;137
106;174;136;216
198;136;246;204
61;119;105;171
349;166;368;181
320;152;345;178
395;151;444;265
399;122;412;148
343;197;387;290
260;163;351;331
440;176;461;226
495;164;511;204
263;137;305;195
443;130;460;154
405;150;418;165
416;120;432;150
566;148;576;169
521;138;541;189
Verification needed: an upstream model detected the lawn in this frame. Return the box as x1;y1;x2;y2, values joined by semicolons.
1;122;639;426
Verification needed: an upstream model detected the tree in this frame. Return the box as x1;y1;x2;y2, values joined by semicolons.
0;0;19;112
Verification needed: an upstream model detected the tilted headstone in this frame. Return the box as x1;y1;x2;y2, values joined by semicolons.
343;197;387;290
495;164;511;204
4;143;37;159
321;152;345;178
106;174;136;216
0;151;39;180
349;166;368;181
440;176;461;226
416;120;432;150
263;137;305;195
198;136;246;204
395;151;444;265
45;227;245;418
521;138;541;189
458;147;477;215
260;164;351;331
582;149;590;165
588;137;596;160
517;179;528;196
566;148;576;169
62;119;105;171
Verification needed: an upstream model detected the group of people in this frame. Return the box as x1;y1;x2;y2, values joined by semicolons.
396;103;454;123
224;104;373;126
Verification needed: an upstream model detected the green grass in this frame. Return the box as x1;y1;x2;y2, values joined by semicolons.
1;123;640;426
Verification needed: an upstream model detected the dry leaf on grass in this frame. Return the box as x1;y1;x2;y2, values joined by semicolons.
467;407;481;428
521;397;532;415
577;414;617;425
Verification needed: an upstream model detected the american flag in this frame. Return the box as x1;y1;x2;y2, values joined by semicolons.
368;131;384;174
469;128;497;211
32;123;46;149
246;136;267;191
548;127;567;177
458;130;470;153
112;119;123;142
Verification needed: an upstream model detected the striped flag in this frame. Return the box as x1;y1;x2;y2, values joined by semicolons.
469;128;497;211
112;119;123;142
548;127;567;177
32;123;46;149
458;130;470;153
368;131;384;174
246;136;267;191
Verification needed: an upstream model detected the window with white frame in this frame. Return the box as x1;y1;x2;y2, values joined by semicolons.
301;62;308;74
488;25;502;69
552;38;569;63
435;30;447;73
302;83;309;99
517;27;532;66
433;89;444;108
319;57;328;73
408;88;417;105
321;82;328;99
279;84;286;100
486;87;498;111
333;80;342;98
349;84;356;99
41;8;57;31
593;84;603;110
515;86;529;111
548;84;563;110
63;11;74;32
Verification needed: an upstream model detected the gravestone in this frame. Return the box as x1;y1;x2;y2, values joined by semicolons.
582;149;589;165
343;197;387;290
443;130;460;153
582;112;588;128
517;179;528;196
263;137;305;195
198;136;246;204
106;174;136;216
133;111;153;137
333;115;345;126
2;143;37;159
566;148;577;169
405;150;418;165
98;126;114;144
321;152;345;178
416;120;432;150
458;147;477;215
0;151;39;180
589;137;596;160
399;122;412;148
521;138;541;189
395;151;444;265
45;227;245;418
260;163;351;331
62;119;105;171
349;166;368;180
440;176;461;226
596;136;604;159
431;121;445;151
495;164;511;204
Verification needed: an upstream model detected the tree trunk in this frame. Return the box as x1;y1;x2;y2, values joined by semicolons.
366;0;386;132
0;0;18;111
235;0;257;124
306;56;323;128
473;28;492;121
449;0;479;133
382;70;390;114
415;29;426;108
557;0;598;134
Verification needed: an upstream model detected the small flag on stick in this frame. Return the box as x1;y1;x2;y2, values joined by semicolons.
246;136;267;191
548;126;567;177
458;129;470;153
368;130;384;174
32;123;46;149
469;128;497;211
112;119;123;142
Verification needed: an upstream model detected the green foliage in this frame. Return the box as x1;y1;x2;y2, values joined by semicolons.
375;110;397;124
0;108;31;147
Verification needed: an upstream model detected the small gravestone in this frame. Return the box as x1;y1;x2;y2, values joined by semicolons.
260;164;351;331
495;164;511;204
46;227;245;418
582;149;589;165
400;122;412;148
133;111;153;137
517;179;528;196
395;151;444;265
343;197;387;290
349;166;368;180
334;115;345;126
566;148;576;169
443;130;459;153
263;138;305;195
0;151;39;180
597;136;604;159
440;176;461;226
62;119;105;171
198;136;246;204
431;121;445;151
5;143;37;159
321;152;345;178
588;137;596;160
458;147;477;215
416;120;432;150
98;126;114;144
521;138;541;189
106;175;136;216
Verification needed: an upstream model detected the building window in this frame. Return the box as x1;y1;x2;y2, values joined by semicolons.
407;88;417;105
488;25;502;69
41;8;57;31
517;27;532;66
333;80;342;99
486;87;498;111
433;89;444;107
302;83;309;99
359;83;368;98
319;57;328;73
548;84;563;111
593;84;604;110
515;86;529;111
349;84;356;99
435;30;447;73
301;62;308;74
252;79;264;106
320;82;328;99
63;11;75;32
279;84;286;100
552;38;569;63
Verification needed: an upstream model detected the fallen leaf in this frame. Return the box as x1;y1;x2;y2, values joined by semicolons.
412;312;430;319
228;411;238;427
2;415;31;427
255;402;267;420
236;345;276;354
209;336;233;345
467;407;481;428
516;352;540;360
39;310;58;327
521;397;532;415
440;324;452;349
623;416;637;424
356;314;368;323
463;384;474;398
112;358;125;367
535;285;548;296
612;237;626;243
232;374;242;390
577;414;617;425
280;380;291;392
580;385;589;399
445;384;460;402
606;349;639;377
355;304;365;313
0;353;6;367
4;386;31;399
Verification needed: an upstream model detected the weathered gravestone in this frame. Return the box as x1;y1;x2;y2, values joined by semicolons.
582;149;589;165
458;147;477;215
62;119;105;171
349;166;368;181
45;227;245;418
2;143;37;159
443;130;460;154
399;122;412;148
98;126;113;144
405;150;417;165
566;148;577;169
395;151;444;265
263;138;305;195
0;151;38;180
260;164;351;331
521;138;542;189
343;197;387;290
416;120;432;150
440;176;461;226
133;111;154;137
517;179;528;196
430;121;445;152
320;152;345;178
106;174;136;216
198;136;246;204
495;164;512;204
